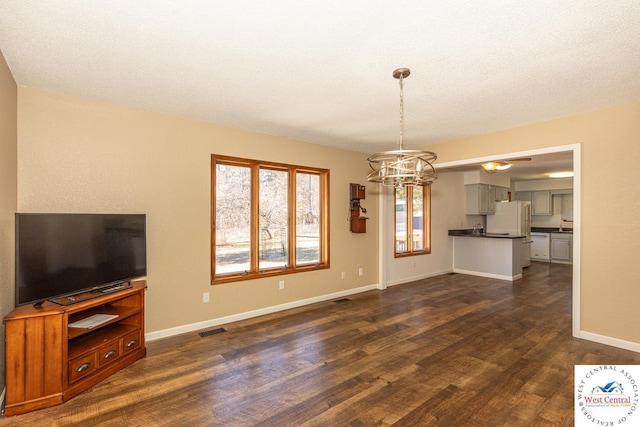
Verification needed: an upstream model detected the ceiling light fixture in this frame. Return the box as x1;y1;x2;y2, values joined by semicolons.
481;161;512;173
548;171;574;178
367;68;437;187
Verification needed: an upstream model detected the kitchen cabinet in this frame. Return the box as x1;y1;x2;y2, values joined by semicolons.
561;194;574;221
551;233;572;263
515;191;552;215
466;184;495;215
453;235;524;281
494;186;510;202
532;191;552;215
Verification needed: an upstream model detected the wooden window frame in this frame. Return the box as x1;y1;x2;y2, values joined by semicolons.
394;184;432;257
211;155;330;284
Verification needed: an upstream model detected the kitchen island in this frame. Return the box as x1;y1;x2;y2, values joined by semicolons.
449;230;524;281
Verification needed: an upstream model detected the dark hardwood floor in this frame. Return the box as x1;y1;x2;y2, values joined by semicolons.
3;262;640;426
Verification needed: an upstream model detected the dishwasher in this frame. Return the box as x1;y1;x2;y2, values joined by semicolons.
530;232;550;261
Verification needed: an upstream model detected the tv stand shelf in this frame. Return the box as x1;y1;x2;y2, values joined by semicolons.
3;280;147;417
67;304;142;340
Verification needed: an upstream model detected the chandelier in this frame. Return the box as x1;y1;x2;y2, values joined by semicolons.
367;68;437;187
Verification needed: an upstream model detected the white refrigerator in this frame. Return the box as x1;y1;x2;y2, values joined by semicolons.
487;201;532;268
486;201;531;237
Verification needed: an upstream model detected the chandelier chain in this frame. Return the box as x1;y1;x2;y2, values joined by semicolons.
398;73;404;150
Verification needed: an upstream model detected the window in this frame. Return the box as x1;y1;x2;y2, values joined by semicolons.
212;155;329;284
395;185;431;256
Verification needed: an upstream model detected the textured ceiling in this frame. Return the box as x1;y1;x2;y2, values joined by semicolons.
0;1;639;156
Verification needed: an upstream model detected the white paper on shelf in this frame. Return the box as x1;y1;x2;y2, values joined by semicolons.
68;314;118;329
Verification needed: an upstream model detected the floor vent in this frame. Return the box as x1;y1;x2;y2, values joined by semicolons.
334;298;351;303
199;327;227;337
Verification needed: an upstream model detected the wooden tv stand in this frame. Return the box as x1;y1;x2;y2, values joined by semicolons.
3;280;147;416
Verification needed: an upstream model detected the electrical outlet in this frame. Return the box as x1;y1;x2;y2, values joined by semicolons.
358;268;363;276
341;271;346;279
279;280;285;290
203;292;210;303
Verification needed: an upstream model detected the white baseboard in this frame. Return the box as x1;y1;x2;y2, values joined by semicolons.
577;330;640;353
453;268;521;282
145;283;379;342
386;269;453;287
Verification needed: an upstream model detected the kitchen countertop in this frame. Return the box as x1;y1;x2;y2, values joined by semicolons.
531;227;573;234
448;229;525;239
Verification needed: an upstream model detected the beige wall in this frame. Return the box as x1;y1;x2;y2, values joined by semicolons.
17;87;379;334
426;103;640;344
11;84;640;347
0;50;18;393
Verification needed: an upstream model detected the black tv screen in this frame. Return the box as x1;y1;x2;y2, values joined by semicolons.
16;213;147;306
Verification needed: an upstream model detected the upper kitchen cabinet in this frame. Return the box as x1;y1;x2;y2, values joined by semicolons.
560;193;574;221
515;191;552;215
466;184;496;215
532;191;552;215
494;186;510;202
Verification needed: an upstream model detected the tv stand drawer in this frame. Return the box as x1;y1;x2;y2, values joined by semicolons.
69;353;97;383
123;330;142;355
98;341;122;368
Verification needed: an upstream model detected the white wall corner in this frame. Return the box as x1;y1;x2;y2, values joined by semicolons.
576;330;640;354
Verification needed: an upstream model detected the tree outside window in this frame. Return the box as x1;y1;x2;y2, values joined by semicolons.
395;185;431;257
212;155;329;283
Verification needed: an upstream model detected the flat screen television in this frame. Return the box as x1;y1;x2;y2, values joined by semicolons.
16;213;147;307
